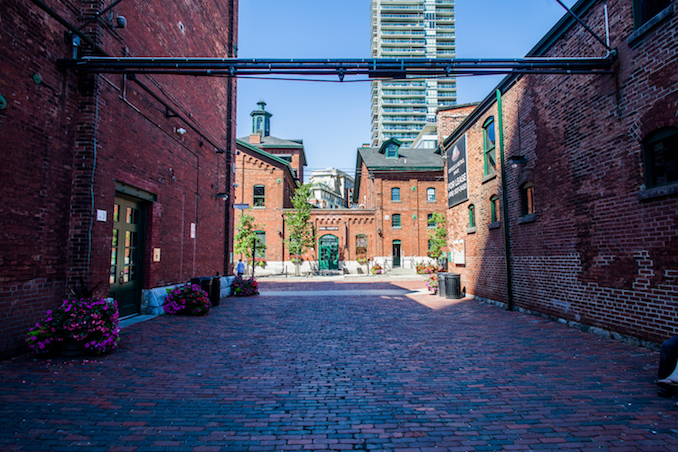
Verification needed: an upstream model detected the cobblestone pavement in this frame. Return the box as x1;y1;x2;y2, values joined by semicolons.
1;278;677;451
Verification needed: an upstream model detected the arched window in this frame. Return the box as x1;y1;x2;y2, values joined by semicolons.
392;214;401;228
391;187;401;201
520;182;534;216
253;185;265;207
468;204;475;228
490;195;500;223
643;127;678;189
426;187;436;202
483;117;497;176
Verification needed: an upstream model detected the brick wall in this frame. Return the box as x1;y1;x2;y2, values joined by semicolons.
233;145;295;268
0;0;237;357
440;0;678;344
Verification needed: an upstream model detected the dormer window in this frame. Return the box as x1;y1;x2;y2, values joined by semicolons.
378;138;402;159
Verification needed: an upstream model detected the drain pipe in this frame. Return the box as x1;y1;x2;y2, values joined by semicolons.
496;89;515;312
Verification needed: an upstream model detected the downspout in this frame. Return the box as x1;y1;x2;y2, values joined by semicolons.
496;89;515;311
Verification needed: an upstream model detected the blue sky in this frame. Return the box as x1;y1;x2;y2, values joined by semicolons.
236;0;577;181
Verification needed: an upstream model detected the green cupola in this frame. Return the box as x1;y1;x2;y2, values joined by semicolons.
251;101;272;137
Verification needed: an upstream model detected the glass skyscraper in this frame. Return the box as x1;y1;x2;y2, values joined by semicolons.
370;0;457;147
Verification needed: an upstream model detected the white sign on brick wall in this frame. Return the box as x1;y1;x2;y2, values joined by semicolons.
452;239;465;265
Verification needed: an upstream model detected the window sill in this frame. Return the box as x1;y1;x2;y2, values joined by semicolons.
488;221;501;230
252;206;266;209
392;227;402;230
482;172;497;184
391;200;401;203
518;213;536;224
627;4;674;45
638;182;678;201
426;200;437;203
467;227;477;234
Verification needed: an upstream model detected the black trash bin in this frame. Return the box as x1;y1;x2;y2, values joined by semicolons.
210;276;221;307
445;273;462;299
191;277;212;300
437;272;448;298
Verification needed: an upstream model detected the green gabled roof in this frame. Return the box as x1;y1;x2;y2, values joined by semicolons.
237;135;308;166
236;139;298;186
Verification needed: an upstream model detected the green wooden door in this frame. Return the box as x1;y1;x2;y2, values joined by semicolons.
393;240;401;267
319;234;339;270
109;196;145;317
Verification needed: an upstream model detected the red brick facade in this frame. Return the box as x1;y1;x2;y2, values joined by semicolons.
352;144;448;271
233;139;297;273
440;0;678;344
0;0;237;357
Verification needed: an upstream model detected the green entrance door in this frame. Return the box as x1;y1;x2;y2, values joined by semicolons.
393;240;402;267
319;234;339;270
110;196;145;317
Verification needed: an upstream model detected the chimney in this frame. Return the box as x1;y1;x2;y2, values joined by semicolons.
249;134;261;144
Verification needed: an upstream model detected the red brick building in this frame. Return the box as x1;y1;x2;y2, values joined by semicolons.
234;102;307;274
234;138;297;274
0;0;238;357
235;103;446;275
440;0;677;345
352;139;448;272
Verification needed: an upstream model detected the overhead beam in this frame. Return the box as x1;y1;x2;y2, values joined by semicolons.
57;56;616;79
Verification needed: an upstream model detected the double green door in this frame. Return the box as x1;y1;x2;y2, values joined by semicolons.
319;234;339;270
109;196;145;317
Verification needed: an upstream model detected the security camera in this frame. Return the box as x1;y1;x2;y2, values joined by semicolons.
176;128;187;135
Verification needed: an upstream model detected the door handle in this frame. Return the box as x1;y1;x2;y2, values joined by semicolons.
119;271;124;284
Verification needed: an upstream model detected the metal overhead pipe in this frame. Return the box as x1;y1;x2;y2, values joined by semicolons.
28;0;224;154
57;56;616;78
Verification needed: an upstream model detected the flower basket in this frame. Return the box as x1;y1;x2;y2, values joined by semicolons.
356;254;369;265
426;274;438;294
230;276;259;297
371;263;383;275
26;298;120;355
416;263;437;275
164;284;211;316
254;257;267;268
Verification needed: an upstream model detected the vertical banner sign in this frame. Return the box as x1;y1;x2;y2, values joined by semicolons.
447;134;468;208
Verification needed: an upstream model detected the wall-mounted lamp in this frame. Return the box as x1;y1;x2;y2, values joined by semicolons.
176;127;187;135
508;155;527;168
214;193;228;200
112;15;127;29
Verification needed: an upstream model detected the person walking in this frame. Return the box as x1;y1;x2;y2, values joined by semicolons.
236;259;245;277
